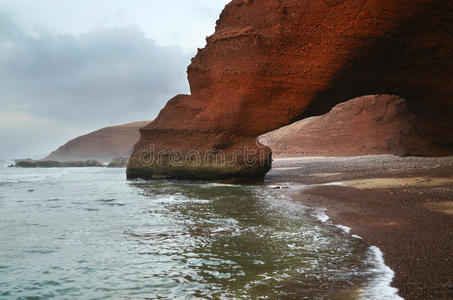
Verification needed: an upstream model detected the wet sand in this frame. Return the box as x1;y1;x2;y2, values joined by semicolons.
266;155;453;299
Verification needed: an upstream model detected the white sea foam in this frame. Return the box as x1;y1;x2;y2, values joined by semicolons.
204;183;238;187
335;224;351;234
0;168;69;184
312;206;402;299
320;181;345;187
352;234;363;240
313;207;330;223
0;159;14;168
265;184;403;299
359;246;403;299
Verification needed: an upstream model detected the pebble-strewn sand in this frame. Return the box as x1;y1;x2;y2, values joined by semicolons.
341;177;453;189
425;201;453;215
266;155;453;299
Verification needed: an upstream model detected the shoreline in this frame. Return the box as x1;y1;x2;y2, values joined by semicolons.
266;155;453;300
311;205;403;299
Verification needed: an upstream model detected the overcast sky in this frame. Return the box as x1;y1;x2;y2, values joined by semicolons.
0;0;229;158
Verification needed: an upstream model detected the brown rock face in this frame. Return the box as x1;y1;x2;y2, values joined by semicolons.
45;121;150;162
260;95;432;158
128;0;453;180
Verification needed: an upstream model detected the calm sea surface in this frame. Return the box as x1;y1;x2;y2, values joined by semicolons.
0;162;400;299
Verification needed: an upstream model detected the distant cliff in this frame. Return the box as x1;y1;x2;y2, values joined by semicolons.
45;121;150;162
260;95;430;158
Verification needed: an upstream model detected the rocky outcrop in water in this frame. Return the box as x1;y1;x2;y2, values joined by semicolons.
15;157;128;168
46;121;150;162
127;0;453;180
107;157;128;168
15;160;105;168
260;95;430;158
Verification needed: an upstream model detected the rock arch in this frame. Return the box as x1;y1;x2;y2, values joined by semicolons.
127;0;453;180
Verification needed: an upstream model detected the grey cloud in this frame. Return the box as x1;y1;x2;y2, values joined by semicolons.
0;11;191;158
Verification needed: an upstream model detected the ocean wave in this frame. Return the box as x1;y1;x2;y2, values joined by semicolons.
311;205;402;299
360;246;403;299
0;159;14;168
0;169;69;185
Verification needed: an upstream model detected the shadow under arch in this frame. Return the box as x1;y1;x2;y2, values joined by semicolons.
296;0;453;153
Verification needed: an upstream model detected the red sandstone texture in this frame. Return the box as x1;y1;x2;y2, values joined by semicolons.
260;95;431;158
128;0;453;180
45;121;150;162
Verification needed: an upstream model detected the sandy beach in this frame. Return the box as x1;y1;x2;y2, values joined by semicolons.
266;155;453;299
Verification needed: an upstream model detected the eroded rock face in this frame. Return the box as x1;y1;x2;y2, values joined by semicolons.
46;121;150;162
260;95;432;158
128;0;453;180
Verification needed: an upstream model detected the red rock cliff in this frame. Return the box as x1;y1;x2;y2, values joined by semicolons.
127;0;453;180
46;121;150;162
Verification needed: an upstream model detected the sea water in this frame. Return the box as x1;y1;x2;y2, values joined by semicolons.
0;163;401;299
